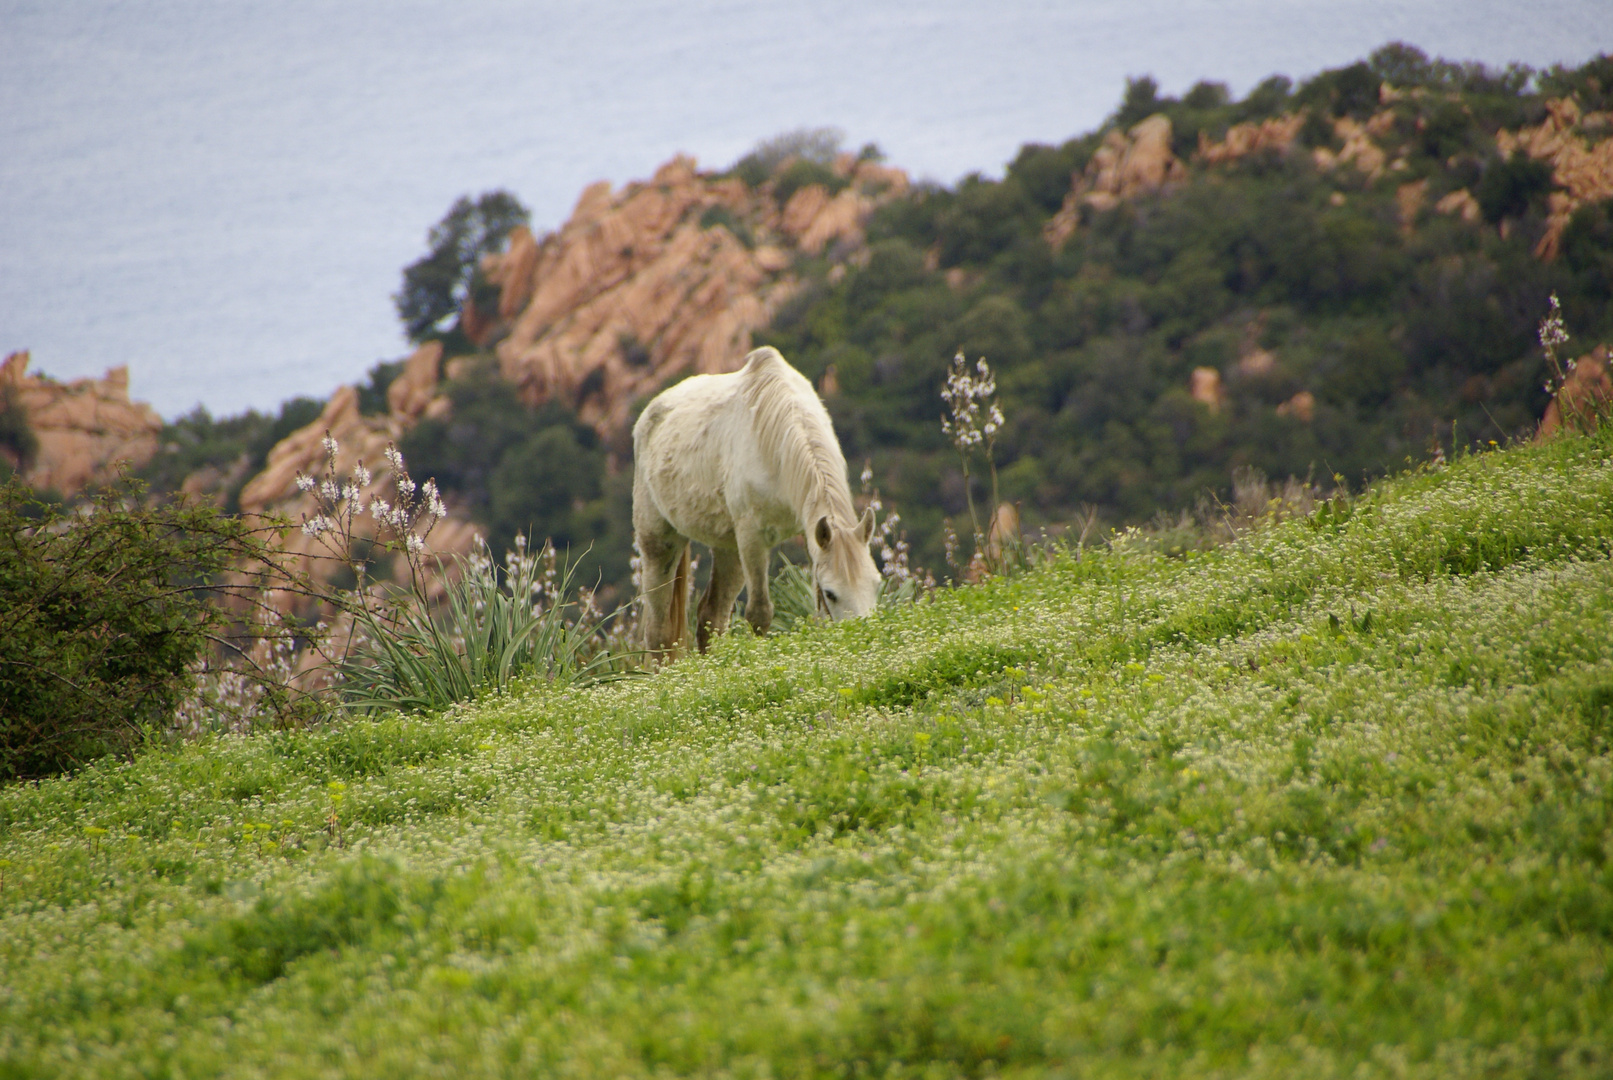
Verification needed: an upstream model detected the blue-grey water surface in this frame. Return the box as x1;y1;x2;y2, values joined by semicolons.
2;1;1608;418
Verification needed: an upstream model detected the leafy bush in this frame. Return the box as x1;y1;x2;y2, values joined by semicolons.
1476;152;1556;224
731;127;844;188
0;478;275;779
399;361;633;597
697;204;753;247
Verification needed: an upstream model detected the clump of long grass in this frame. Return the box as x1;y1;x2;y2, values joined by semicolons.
335;534;627;716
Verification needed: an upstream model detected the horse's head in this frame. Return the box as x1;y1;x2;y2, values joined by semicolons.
808;509;880;620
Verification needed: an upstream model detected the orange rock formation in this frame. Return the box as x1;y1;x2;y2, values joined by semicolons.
1045;114;1187;247
483;153;906;431
236;341;478;610
1;351;163;495
1496;97;1613;260
1537;345;1613;441
1196;113;1305;163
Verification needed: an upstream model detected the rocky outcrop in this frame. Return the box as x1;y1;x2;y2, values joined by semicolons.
483;153;907;432
1396;179;1429;231
1497;97;1613;260
1196;113;1305;163
1189;367;1223;412
1276;390;1316;423
0;351;163;495
1436;188;1482;223
1046;114;1187;247
1312;112;1396;179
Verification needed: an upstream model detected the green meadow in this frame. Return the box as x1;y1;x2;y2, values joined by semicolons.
3;430;1612;1078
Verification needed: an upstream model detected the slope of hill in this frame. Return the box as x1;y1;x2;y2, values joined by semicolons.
3;427;1611;1075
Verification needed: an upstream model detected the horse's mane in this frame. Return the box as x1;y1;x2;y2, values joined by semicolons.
739;347;857;529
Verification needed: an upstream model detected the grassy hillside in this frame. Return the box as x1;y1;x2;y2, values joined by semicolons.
3;428;1613;1076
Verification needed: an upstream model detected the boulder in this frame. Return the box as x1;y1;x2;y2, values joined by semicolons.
1190;367;1223;412
1436;188;1481;223
1538;345;1613;440
2;351;163;495
1197;114;1305;163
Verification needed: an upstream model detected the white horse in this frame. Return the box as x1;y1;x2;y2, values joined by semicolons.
632;346;879;658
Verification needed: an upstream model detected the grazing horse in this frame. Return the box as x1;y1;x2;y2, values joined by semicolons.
633;346;879;658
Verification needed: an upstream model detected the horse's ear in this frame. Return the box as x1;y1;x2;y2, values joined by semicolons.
814;515;832;550
857;506;875;545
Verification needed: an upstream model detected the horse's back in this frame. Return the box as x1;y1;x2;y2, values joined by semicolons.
633;366;749;543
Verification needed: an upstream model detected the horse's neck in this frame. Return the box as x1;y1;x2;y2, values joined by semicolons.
777;414;852;531
742;353;854;529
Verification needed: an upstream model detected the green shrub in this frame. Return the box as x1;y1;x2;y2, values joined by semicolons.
697;204;753;248
0;383;36;479
1477;153;1555;224
773;158;847;208
138;396;324;510
0;478;274;779
731;127;844;189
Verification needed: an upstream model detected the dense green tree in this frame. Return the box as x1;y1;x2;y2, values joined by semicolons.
395;191;530;344
139;396;324;511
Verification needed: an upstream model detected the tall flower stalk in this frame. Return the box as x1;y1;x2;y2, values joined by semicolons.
940;351;1005;555
1539;292;1572;396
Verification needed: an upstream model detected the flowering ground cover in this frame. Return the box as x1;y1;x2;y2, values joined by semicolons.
3;431;1612;1078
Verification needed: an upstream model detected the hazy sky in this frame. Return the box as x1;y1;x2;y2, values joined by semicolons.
2;1;1609;417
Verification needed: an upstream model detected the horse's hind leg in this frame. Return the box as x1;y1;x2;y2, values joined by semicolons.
696;545;744;653
637;526;689;662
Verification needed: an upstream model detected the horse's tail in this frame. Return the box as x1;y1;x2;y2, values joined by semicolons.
668;544;691;652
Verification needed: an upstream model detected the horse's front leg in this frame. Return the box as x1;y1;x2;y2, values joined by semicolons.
696;545;744;653
735;521;774;635
636;525;689;661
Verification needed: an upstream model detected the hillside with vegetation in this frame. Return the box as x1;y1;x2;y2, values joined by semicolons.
765;44;1613;572
2;424;1612;1075
3;43;1598;601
